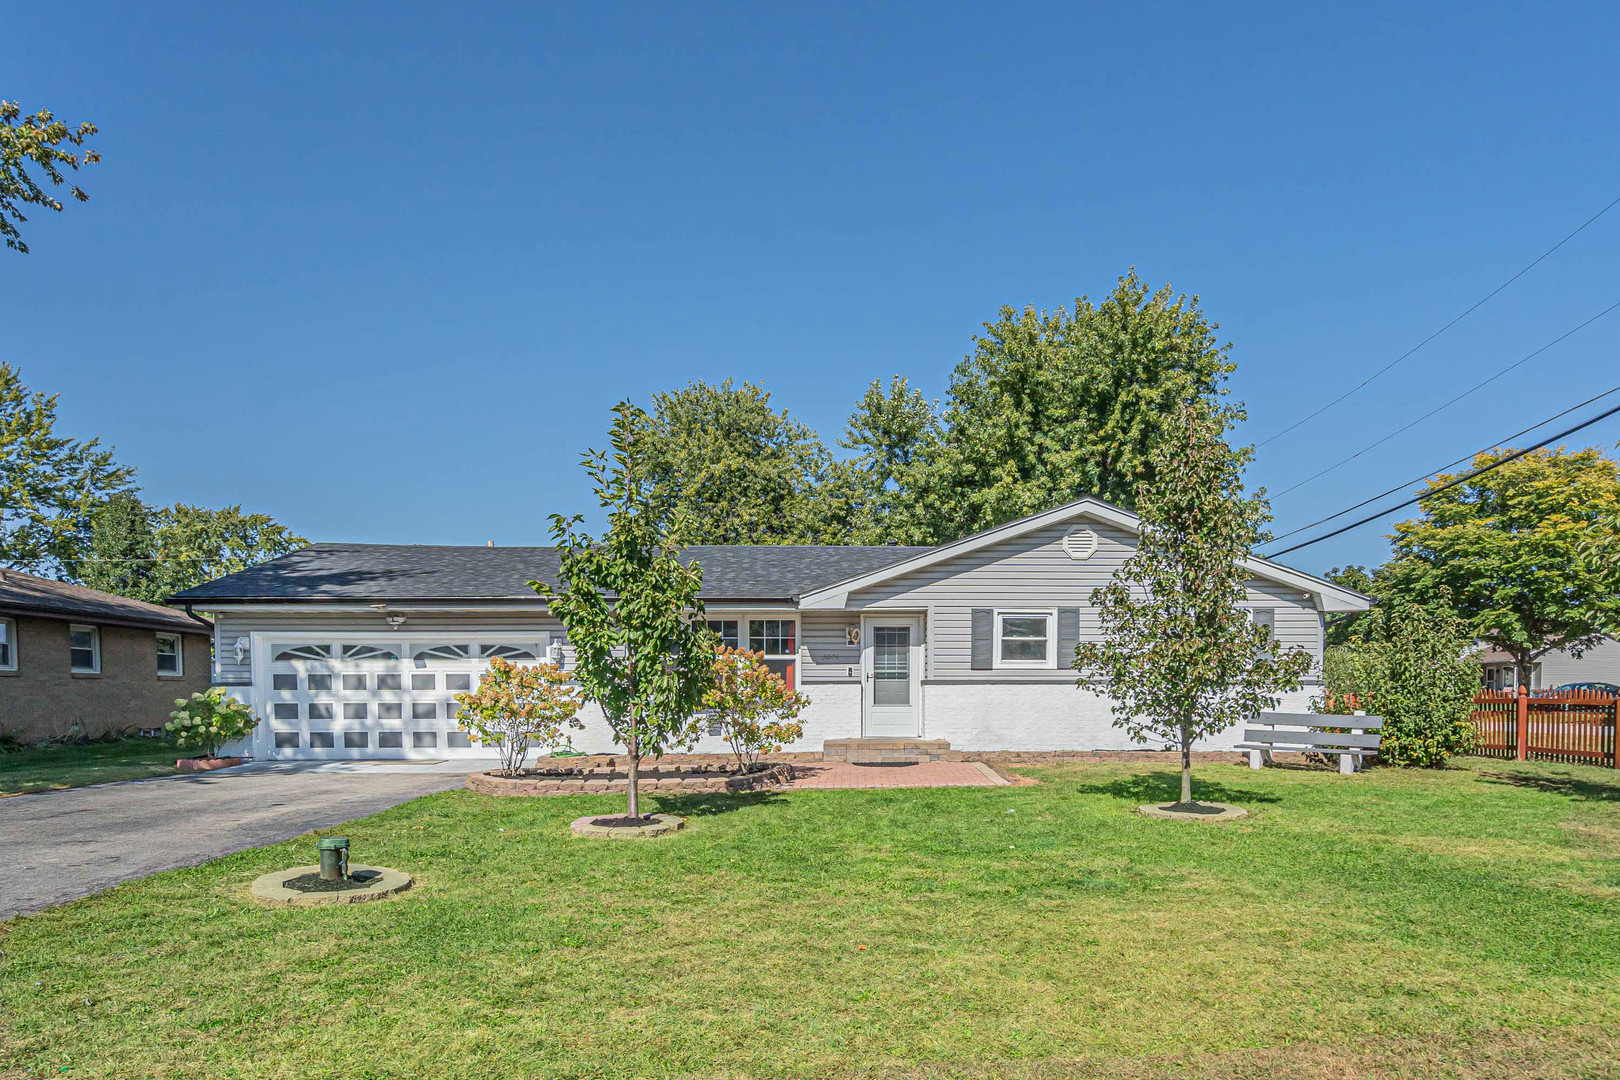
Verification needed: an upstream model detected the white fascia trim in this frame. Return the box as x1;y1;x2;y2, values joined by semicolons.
796;497;1373;614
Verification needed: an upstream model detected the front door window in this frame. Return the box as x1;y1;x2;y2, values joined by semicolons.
872;626;911;705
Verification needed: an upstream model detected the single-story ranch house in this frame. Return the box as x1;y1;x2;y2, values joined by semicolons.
1;569;212;742
171;498;1372;761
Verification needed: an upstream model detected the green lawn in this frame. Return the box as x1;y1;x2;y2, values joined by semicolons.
0;738;178;796
2;758;1618;1079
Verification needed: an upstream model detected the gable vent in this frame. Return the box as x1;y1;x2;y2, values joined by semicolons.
1063;526;1099;561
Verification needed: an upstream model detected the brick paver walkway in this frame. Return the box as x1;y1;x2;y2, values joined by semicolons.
787;760;1009;790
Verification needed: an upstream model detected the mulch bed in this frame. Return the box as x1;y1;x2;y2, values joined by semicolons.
1158;801;1229;815
281;870;384;894
589;815;660;828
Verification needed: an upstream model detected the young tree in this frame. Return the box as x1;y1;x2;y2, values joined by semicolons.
895;272;1240;543
1386;446;1620;688
1319;597;1479;767
701;646;810;770
454;657;584;776
1;100;101;254
533;401;717;820
638;379;844;544
1074;402;1312;807
0;362;136;576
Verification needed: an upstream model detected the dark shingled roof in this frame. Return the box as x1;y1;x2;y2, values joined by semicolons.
0;569;211;633
168;543;936;603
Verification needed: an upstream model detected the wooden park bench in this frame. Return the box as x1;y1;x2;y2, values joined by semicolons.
1235;712;1383;775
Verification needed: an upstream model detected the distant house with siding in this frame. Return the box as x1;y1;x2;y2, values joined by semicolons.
1476;636;1620;691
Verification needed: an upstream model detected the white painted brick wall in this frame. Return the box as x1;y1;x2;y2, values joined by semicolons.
565;682;864;756
922;682;1323;752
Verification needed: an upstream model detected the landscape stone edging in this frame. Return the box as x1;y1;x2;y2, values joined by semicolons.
249;864;414;906
467;762;793;797
570;813;685;839
1137;801;1249;822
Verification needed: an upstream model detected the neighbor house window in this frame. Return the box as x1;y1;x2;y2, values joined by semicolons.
996;612;1054;669
156;633;183;676
69;625;100;673
0;617;15;671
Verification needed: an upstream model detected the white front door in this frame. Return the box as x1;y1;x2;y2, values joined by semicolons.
862;615;922;737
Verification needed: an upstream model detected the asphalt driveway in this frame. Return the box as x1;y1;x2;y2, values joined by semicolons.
0;764;470;919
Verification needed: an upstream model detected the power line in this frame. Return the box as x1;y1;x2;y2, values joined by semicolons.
1266;382;1620;544
1261;399;1620;558
1268;298;1620;501
1256;192;1620;448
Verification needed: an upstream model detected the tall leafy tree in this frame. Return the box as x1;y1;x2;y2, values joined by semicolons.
81;499;307;604
78;492;159;599
1075;403;1311;807
0;362;136;576
835;375;940;543
1386;446;1620;689
533;402;716;820
895;271;1239;542
639;379;845;544
2;100;101;254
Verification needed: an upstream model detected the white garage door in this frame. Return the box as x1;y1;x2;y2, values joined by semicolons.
260;638;554;759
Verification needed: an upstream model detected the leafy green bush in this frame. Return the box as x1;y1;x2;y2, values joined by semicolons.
1320;596;1479;767
166;688;259;759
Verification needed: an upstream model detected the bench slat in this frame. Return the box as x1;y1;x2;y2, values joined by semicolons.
1235;742;1377;756
1242;729;1382;749
1258;711;1383;730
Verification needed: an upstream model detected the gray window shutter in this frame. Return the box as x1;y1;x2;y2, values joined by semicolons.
1253;608;1275;658
971;609;993;670
1057;608;1081;669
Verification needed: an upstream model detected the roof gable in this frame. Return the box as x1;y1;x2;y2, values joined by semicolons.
797;498;1373;612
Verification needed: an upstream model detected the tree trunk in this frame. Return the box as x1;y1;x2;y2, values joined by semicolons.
1180;722;1193;805
1515;653;1535;693
626;720;640;819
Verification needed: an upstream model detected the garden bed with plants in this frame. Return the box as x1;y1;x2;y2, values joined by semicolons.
467;759;793;796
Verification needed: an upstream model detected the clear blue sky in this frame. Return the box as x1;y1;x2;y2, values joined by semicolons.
7;1;1618;575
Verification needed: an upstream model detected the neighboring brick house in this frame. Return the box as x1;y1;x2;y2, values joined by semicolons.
0;569;212;743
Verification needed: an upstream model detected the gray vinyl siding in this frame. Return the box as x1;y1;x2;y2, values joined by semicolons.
847;517;1324;682
1536;636;1620;687
211;609;569;685
799;610;861;683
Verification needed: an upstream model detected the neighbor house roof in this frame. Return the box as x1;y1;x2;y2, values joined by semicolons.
168;543;935;604
0;569;212;633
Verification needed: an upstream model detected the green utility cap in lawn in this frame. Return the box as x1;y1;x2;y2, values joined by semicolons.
317;837;350;881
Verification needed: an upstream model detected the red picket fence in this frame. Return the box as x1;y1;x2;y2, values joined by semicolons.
1328;688;1619;767
1469;688;1619;768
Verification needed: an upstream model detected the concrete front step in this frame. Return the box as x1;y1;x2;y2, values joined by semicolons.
822;738;954;763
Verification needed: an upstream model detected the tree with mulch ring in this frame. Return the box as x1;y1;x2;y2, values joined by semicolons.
1075;401;1312;816
531;401;714;833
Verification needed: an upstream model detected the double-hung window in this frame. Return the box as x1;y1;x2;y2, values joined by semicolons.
705;620;739;649
70;625;101;673
747;618;798;689
156;633;183;676
996;611;1054;669
0;617;14;671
